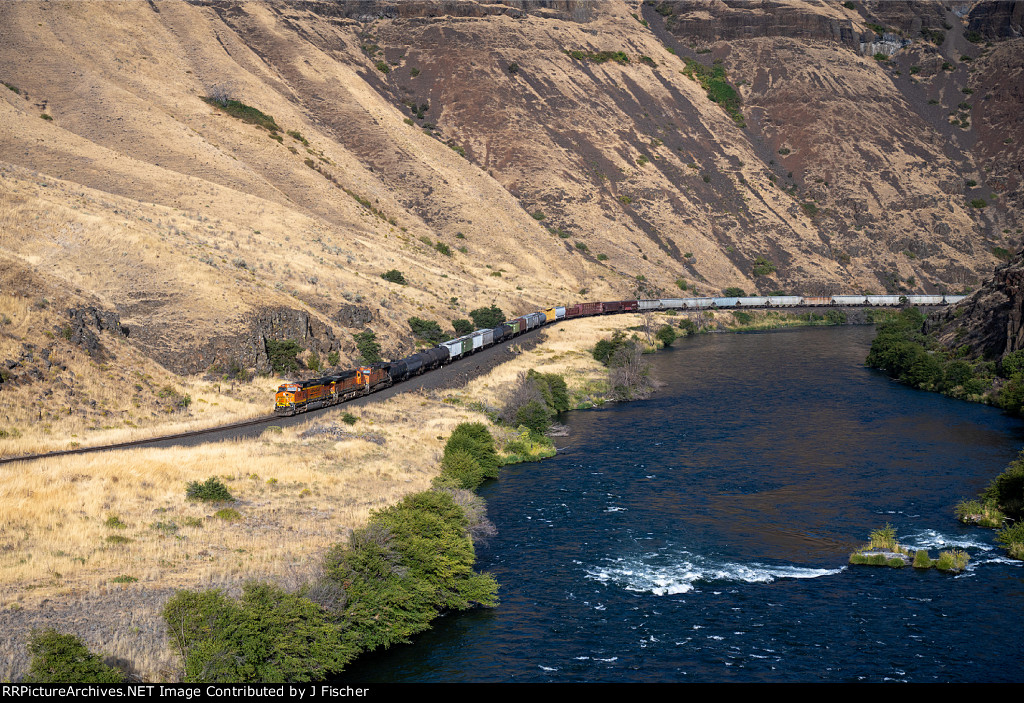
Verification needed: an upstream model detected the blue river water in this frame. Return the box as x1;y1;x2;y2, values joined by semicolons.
343;325;1024;683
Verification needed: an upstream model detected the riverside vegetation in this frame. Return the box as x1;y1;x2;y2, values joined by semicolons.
4;311;868;680
15;354;580;682
24;409;571;682
848;524;969;573
865;307;1024;561
26;422;507;683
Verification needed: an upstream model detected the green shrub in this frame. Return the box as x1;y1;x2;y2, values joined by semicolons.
849;552;889;566
564;49;629;65
592;331;629;366
375;61;390;74
322;492;497;655
935;549;969;572
970;198;987;208
307;351;321;372
353;330;382;363
328;351;340;367
104;514;126;529
215;508;242;522
723;287;746;297
202;97;279;132
381;269;407;285
515;400;552;436
752;256;776;276
868;523;897;551
436;448;486;490
266;339;303;373
1000;350;1024;377
955;498;1004;528
528;370;570;414
444;423;500;480
531;210;546;221
982;452;1024;519
944;360;974;389
656;324;677;347
912;550;933;568
995;521;1024;560
342;412;358;426
825;309;847;325
452;318;474;336
998;375;1024;415
111;575;137;583
408;317;446;345
22;629;124;683
469;305;505;329
186;477;234;503
163;584;353;683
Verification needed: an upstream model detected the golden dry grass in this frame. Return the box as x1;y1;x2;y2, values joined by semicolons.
0;312;650;680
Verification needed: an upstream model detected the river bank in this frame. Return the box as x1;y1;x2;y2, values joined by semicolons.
340;325;1024;683
0;312;674;680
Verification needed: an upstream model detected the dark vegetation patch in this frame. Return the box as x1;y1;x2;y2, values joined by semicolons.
202;97;280;132
680;59;744;127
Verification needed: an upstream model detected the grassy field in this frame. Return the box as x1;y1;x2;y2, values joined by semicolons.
0;313;660;681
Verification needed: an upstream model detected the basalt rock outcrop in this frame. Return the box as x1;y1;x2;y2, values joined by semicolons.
159;307;342;375
55;307;129;359
926;249;1024;360
335;304;375;329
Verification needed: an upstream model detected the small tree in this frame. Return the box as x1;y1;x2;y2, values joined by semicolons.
608;342;654;401
469;305;505;329
408;317;446;345
656;324;677;347
266;339;302;373
353;330;382;363
452;319;474;336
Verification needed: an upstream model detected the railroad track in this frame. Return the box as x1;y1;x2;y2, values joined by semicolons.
0;297;959;466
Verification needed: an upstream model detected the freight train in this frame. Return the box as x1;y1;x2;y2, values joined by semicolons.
273;293;966;415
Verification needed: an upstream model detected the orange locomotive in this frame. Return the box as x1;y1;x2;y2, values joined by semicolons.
274;365;391;416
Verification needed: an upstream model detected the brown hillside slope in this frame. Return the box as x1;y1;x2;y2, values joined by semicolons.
0;0;1021;446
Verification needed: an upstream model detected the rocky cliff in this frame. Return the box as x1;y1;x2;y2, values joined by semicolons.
926;248;1024;360
0;0;1021;379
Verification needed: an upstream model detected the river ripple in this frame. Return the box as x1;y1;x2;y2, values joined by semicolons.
343;326;1024;683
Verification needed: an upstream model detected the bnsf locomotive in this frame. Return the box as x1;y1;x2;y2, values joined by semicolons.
274;294;965;415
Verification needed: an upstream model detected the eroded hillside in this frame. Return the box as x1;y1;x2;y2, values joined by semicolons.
0;0;1022;444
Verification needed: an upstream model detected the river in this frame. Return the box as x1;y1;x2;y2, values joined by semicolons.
342;325;1024;683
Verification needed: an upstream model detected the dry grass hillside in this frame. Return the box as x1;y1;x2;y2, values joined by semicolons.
0;0;1021;445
